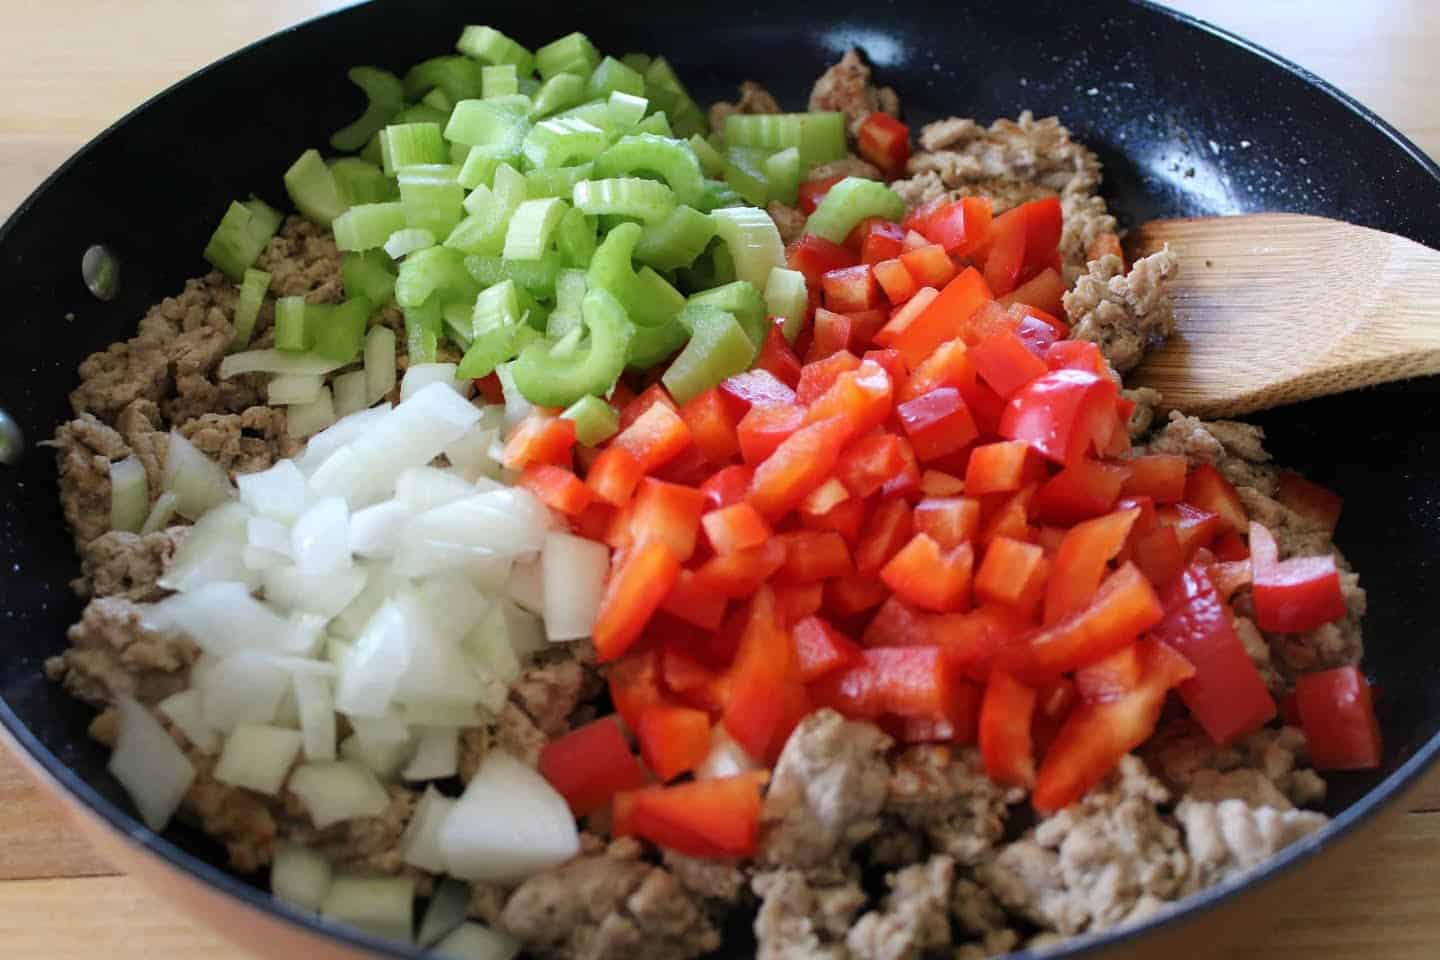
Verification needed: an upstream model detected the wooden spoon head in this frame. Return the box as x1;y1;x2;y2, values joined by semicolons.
1124;213;1440;417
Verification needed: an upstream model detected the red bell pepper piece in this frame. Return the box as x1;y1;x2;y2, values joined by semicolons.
997;266;1067;320
847;216;906;261
913;496;982;549
607;649;672;731
539;718;649;816
692;538;787;597
970;328;1049;399
900;337;974;402
1157;502;1223;559
749;416;852;521
797;175;846;215
587;446;645;506
1248;521;1348;633
825;575;891;617
1074;643;1144;703
737;403;807;465
911;196;993;257
1212;531;1250;562
519;463;593;516
573;501;615;542
502;411;577;470
679;388;741;464
1210;559;1253;603
883;686;982;744
856;112;912;176
723;587;803;762
613;402;693;474
1131;524;1186;589
617;383;678;430
1033;458;1130;525
874;257;920;305
636;704;712;782
964;440;1045;495
861;594;931;648
659;568;729;631
613;771;769;858
775;582;825;624
792;615;864;682
1045;507;1142;623
719;368;797;416
801;493;867;544
880;533;975;613
974;535;1048;615
929;604;1031;681
980;670;1038;787
1045;339;1109;377
776;530;855;583
854;499;914;575
1087;232;1124;261
1294;666;1382;771
919;470;965;497
804;359;895;439
880;435;923;499
836;431;910;498
1184;464;1249;535
895;387;979;462
1000;368;1120;466
807;308;853;362
899;243;959;289
978;484;1039;548
845;308;891;351
630;478;707;561
594;542;683;661
801;477;851;516
755;322;803;389
699;463;754;509
821;265;882;313
875;268;992;368
1120;454;1188;504
861;348;906;386
1276;471;1344;534
794;350;862;405
1005;562;1165;678
786;231;858;288
473;372;505;404
702;502;772;554
659;641;728;712
812;646;969;724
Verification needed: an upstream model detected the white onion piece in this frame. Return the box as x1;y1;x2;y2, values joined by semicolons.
109;696;195;831
109;455;148;534
433;923;521;960
237;459;310;522
326;636;354;666
348;501;413;558
465;554;515;593
332;369;371;418
243;545;288;571
199;650;290;731
291;497;351;575
271;843;333;912
402;727;459;782
164;430;235;520
495;362;532;431
401;700;484;728
157;689;221;754
401;362;471;401
350;712;411;748
340;732;416;781
247;515;293;557
395;466;478;511
213;724;303;795
506;557;544;616
335;600;410;717
696;727;760;781
158;502;258;593
541;531;608;642
292;673;337;762
489;598;548;661
294;404;392;476
443;423;501;482
139;490;180;536
321;873;415;944
273;683;302;729
289;761;390;828
399;785;457;873
263;564;368;618
463;611;521;714
393;488;549;578
146;581;310;657
268;373;324;406
390;594;488;710
417;879;472;948
330;574;388;639
411;573;493;640
220;348;346;379
287;386;337;440
364;325;397;404
439;751;579;883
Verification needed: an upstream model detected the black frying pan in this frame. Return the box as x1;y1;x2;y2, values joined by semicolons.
2;1;1439;957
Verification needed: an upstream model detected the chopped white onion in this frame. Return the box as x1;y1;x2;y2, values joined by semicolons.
219;348;347;379
288;761;391;828
332;369;371;418
273;683;302;729
348;501;413;558
335;600;410;717
417;879;472;948
271;842;333;912
364;325;398;405
243;544;289;571
164;430;235;520
395;466;479;511
439;751;579;883
212;724;304;795
247;515;293;557
401;362;471;401
393;487;550;579
463;609;521;714
443;422;501;482
330;572;388;638
697;727;760;781
486;598;548;662
287;386;337;440
495;361;532;431
237;460;311;522
268;373;324;406
506;556;545;616
198;650;290;731
292;673;337;762
321;873;415;944
291;497;351;575
402;727;459;782
262;564;368;619
541;531;608;642
340;732;416;781
109;696;195;831
109;455;149;534
294;403;392;476
390;595;489;710
399;785;457;873
146;581;311;657
139;490;180;536
350;712;411;748
401;700;485;728
157;688;221;754
433;923;521;960
158;502;257;593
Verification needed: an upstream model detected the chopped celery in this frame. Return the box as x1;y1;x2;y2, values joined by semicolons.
593;134;705;207
557;98;615;130
642;57;707;138
203;198;284;280
342;251;396;305
608;91;649;131
535;32;600;81
482;64;518;99
391;103;450;126
331;67;405;153
405;297;443;364
395;246;480;309
723;112;846;167
275;296;309;352
284;149;349;227
503;197;568;261
804;177;906;243
688;134;726;178
687;280;766;349
765;266;809;343
456;25;535;77
588;222;685;327
663;305;757;404
572;177;675;223
525;163;593;199
447;163;526;256
522;117;608;169
634;205;715;270
463;253;564;298
422;88;454;113
457;143;519;189
384;227;437;259
710;206;786;292
621;53;652;74
333;201;408;252
548;309;581;339
330;157;397;205
398;164;464;238
634;112;674;138
442;302;475;348
765;147;801;206
560;395;620;445
724;146;773;207
403;55;483;103
587;56;645;99
694;178;746;213
555;269;587;315
528;74;587;119
232;269;270;350
626;317;688;369
457;281;534;379
475;279;522;332
312;297;373;363
517;285;550;331
678;237;737;292
360;132;384;167
512;287;632;406
444;98;531;148
555;207;597;267
380;122;447;176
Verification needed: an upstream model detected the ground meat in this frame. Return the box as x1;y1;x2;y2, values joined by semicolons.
707;80;782;131
1272;579;1365;674
182;742;282;872
766;202;807;246
256;216;346;303
1231;615;1286;696
808;155;884;183
1143;722;1327;810
662;850;747;904
809;50;900;135
493;701;548;768
510;656;588;738
951;878;1013;941
74;527;185;601
468;882;509;926
884;746;1020;866
979;757;1188;936
178;405;299;478
284;784;418;877
1175;798;1327;887
759;710;893;868
1063;249;1180;373
1141;412;1279;498
1235;487;1336;559
115;398;169;501
752;869;866;960
500;841;719;960
52;414;130;547
45;597;198;708
1122;386;1163;440
846;855;954;960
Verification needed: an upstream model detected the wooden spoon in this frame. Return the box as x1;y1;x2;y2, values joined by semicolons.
1123;213;1440;417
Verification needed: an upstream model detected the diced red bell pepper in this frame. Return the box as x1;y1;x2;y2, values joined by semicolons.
1031;639;1196;813
1277;471;1344;535
692;538;787;597
874;257;920;305
587;446;645;506
821;265;882;313
964;440;1045;495
882;687;982;745
719;368;798;416
1131;524;1186;589
911;196;993;257
895;387;979;462
807;308;853;362
974;535;1048;615
929;604;1030;681
981;198;1064;296
604;500;637;551
755;323;804;389
1074;643;1144;703
863;347;907;384
737;403;807;465
979;483;1039;547
1248;521;1348;633
502;411;577;470
798;175;847;215
659;641;728;712
812;646;970;725
573;500;615;542
749;416;853;521
801;477;852;516
539;717;649;817
519;463;593;516
980;670;1038;787
608;649;672;731
1212;531;1250;562
699;464;754;509
613;402;693;474
861;595;931;647
998;266;1067;320
1045;339;1110;377
594;541;682;662
660;568;729;631
801;493;868;544
913;496;982;549
1211;559;1253;602
793;615;864;682
1121;454;1188;503
776;530;855;582
1006;562;1164;678
795;350;862;404
1152;563;1277;745
1033;458;1130;525
636;704;712;782
970;328;1049;399
1157;502;1223;559
775;582;825;624
1031;675;1078;756
900;337;974;402
618;383;679;430
899;243;959;289
920;470;965;497
613;770;769;858
875;268;992;368
847;216;907;263
702;502;772;554
630;478;707;561
1294;666;1382;771
881;533;974;613
723;587;803;762
804;360;895;439
961;300;1017;347
880;433;923;499
1185;464;1249;535
1013;314;1061;360
855;499;914;575
857;112;912;176
837;431;910;498
679;388;741;464
473;372;505;404
825;575;892;617
1045;507;1142;623
1000;368;1120;466
787;231;858;289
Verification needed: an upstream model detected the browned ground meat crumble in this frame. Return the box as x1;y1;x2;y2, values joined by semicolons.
46;51;1365;960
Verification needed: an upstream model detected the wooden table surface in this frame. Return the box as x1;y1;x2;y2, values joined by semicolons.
2;1;1438;957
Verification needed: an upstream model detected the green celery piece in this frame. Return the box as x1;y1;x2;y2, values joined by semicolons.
332;201;407;252
525;163;593;199
384;227;437;259
464;253;564;298
765;147;801;206
588;222;685;327
723;112;846;167
694;178;746;213
555;207;597;267
518;286;551;330
535;32;600;81
512;287;632;406
625;316;688;370
634;112;674;138
331;67;405;153
555;269;587;315
405;297;443;364
634;205;715;271
677;237;736;292
458;322;536;379
360;132;384;166
764;266;809;343
620;53;652;74
312;297;373;363
445;98;531;147
274;296;310;352
442;302;474;348
203;198;283;281
663;305;757;404
686;280;766;349
284;149;349;227
503;197;569;261
330;157;398;205
398;164;464;238
724;145;773;207
457;143;521;189
447;163;526;256
380;122;447;176
586;56;644;99
395;246;480;309
710;206;786;291
556;99;615;135
231;269;270;350
391;103;450;126
804;177;906;243
642;57;708;138
668;100;708;140
403;55;483;103
482;64;519;98
528;73;587;119
547;309;581;338
474;279;522;332
342;250;397;305
608;92;649;131
449;140;472;167
522;117;608;169
457;280;522;377
688;134;726;178
560;395;620;445
422;88;455;113
592;134;705;207
456;25;535;76
548;322;586;360
572;177;675;223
